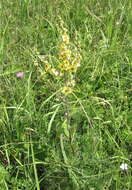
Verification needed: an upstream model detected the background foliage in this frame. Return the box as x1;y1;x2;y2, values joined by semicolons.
0;0;131;189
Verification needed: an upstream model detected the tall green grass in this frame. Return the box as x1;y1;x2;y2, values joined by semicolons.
0;0;131;189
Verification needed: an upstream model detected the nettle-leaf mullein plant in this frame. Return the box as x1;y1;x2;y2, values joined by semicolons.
35;17;82;180
33;18;82;186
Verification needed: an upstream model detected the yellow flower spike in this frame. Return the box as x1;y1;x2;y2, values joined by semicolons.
62;86;72;95
62;33;69;44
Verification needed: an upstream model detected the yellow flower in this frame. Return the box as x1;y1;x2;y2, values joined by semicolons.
59;63;65;70
59;50;71;60
68;65;77;73
59;53;66;60
45;63;52;72
63;60;70;67
59;60;71;71
62;86;72;95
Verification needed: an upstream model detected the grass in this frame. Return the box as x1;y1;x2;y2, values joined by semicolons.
0;0;132;189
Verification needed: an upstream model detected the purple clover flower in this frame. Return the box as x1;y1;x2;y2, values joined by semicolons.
16;72;24;78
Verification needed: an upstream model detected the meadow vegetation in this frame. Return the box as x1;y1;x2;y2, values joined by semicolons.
0;0;131;189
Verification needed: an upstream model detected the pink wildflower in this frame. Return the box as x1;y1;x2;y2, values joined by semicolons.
16;72;24;78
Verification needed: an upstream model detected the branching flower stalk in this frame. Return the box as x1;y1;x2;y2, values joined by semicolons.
59;19;80;122
36;19;82;185
37;18;81;142
56;18;82;157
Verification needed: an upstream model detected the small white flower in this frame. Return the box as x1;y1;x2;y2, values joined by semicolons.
120;163;128;170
